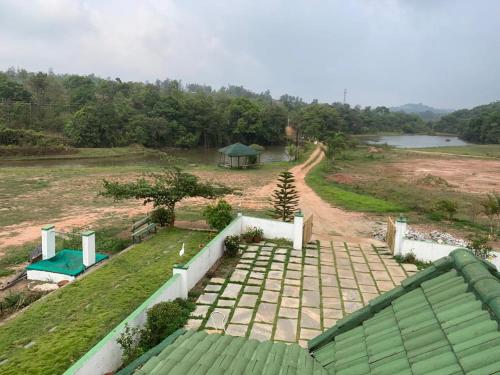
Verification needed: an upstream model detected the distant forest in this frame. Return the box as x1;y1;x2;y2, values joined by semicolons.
434;101;500;144
1;68;495;151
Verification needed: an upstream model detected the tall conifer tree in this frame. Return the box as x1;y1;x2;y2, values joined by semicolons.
270;171;299;222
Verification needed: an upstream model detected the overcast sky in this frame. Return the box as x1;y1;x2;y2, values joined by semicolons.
0;0;499;109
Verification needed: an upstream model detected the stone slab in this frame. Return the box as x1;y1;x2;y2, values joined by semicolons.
274;318;297;342
231;308;254;324
196;293;218;305
250;323;273;341
255;302;277;324
221;283;242;299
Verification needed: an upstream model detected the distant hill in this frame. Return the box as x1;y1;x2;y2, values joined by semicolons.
390;103;453;121
434;101;500;144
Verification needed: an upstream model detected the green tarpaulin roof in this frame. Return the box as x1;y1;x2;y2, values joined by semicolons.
218;143;260;157
26;249;108;276
309;248;500;375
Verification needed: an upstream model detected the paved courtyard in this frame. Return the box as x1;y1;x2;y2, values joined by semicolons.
188;241;417;347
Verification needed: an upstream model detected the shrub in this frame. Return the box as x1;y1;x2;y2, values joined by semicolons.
116;299;194;365
116;324;144;366
434;199;458;221
224;235;240;257
242;226;264;243
203;200;233;231
467;233;494;260
151;207;174;227
141;301;184;348
0;291;45;319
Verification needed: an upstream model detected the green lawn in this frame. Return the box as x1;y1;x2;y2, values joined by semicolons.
305;160;405;213
410;144;500;158
0;228;212;375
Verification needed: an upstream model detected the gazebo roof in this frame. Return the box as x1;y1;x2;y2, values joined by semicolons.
218;142;260;157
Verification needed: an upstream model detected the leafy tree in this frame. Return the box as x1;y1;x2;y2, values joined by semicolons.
435;199;458;221
270;171;299;222
481;193;500;236
203;199;233;231
325;132;348;160
101;167;232;226
297;103;343;141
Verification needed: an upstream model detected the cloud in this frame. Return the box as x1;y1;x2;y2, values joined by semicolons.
0;0;499;108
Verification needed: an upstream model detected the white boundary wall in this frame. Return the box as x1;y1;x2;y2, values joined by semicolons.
65;214;303;375
181;215;243;290
241;216;294;241
393;218;499;270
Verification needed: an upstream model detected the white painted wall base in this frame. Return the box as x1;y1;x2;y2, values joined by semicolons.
26;270;75;283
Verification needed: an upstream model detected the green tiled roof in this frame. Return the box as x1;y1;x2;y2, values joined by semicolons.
134;330;328;375
218;143;259;157
309;249;500;375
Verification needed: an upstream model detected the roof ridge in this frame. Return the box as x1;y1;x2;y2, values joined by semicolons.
309;248;500;352
450;248;500;323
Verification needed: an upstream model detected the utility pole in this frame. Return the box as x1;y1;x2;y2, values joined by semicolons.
343;88;347;104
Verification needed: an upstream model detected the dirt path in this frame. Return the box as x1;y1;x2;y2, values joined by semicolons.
274;146;383;245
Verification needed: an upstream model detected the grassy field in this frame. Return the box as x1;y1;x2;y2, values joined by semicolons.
306;159;405;213
0;228;212;375
306;147;499;238
0;145;296;280
410;144;500;158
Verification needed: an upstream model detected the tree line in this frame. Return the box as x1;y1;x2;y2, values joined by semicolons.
434;101;500;144
0;68;431;151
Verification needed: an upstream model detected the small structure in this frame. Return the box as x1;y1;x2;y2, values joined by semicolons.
218;142;261;168
26;226;108;283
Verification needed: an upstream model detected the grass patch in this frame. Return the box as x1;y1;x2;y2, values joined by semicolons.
0;228;211;375
306;160;405;213
410;144;500;158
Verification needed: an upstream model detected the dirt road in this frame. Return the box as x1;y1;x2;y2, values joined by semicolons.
287;146;383;245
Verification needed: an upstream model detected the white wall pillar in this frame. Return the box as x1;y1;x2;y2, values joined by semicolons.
173;265;188;299
394;216;407;256
293;211;304;250
82;231;96;267
42;225;56;260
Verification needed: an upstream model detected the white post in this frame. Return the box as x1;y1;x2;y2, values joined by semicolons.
41;225;56;260
173;265;188;299
82;231;96;267
394;216;407;256
293;211;304;250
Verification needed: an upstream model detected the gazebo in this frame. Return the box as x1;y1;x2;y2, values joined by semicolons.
218;142;261;169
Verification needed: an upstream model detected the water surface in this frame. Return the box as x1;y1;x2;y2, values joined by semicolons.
364;135;469;148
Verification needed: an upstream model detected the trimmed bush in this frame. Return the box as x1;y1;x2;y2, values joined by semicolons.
151;207;174;227
203;199;233;231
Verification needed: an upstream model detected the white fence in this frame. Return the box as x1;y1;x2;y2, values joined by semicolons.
241;216;295;240
65;213;303;375
392;217;499;269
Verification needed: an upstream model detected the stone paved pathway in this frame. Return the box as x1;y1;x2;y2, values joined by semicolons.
187;241;417;347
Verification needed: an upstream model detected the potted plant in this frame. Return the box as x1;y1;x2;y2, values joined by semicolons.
224;235;240;257
242;227;264;243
